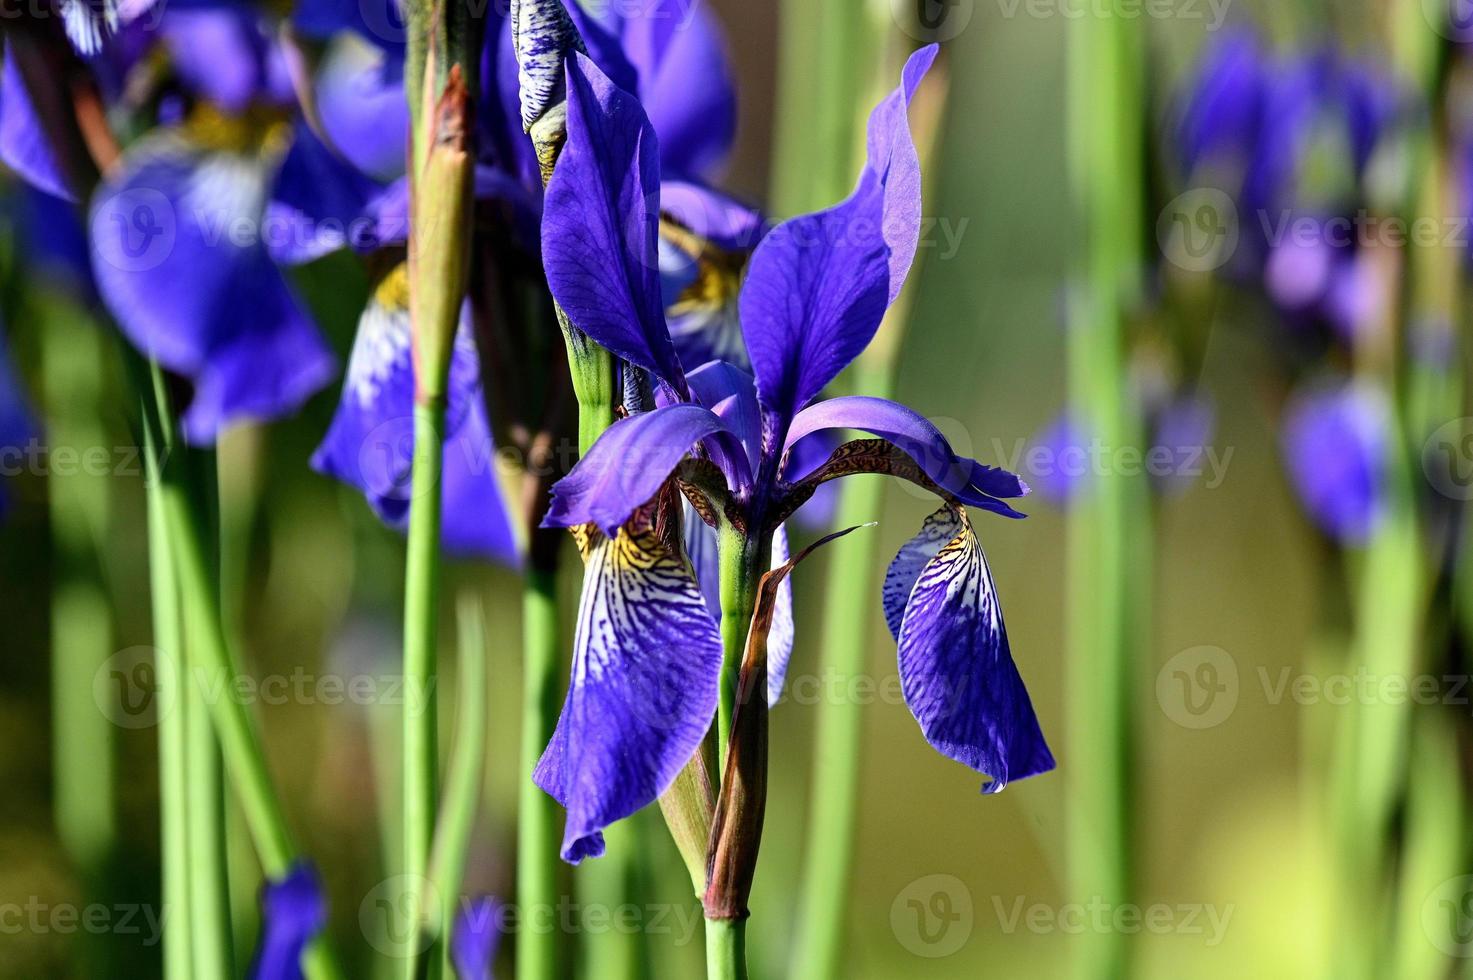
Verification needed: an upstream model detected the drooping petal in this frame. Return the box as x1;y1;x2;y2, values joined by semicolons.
89;133;335;443
1;47;73;201
542;53;683;388
248;863;326;980
1280;380;1387;545
312;34;410;183
887;505;1054;793
542;403;737;536
685;359;760;477
267;123;409;263
785;395;1027;516
311;266;518;563
533;520;723;862
739;46;937;425
450;896;502;980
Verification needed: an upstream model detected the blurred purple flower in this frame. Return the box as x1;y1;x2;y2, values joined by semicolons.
1149;392;1215;497
1280;380;1387;545
249;863;326;980
1027;413;1092;506
451;896;502;980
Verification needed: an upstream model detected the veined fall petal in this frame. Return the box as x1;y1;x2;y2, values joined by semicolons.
884;505;1054;793
533;515;724;862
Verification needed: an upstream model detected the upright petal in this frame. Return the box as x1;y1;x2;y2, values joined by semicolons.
248;863;326;980
162;7;295;114
88;133;336;443
660;182;763;371
533;520;723;862
887;505;1054;793
542;53;682;387
1;47;73;201
312;34;410;183
785;395;1027;515
542;403;737;536
739;46;936;425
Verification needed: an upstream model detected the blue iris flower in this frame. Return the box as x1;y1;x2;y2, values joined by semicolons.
529;45;1054;863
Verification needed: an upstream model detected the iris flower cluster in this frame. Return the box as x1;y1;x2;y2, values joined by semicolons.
1176;28;1410;545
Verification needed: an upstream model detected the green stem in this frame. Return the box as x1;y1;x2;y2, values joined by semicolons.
716;526;765;767
1064;13;1141;980
518;566;562;980
703;918;746;980
429;593;489;973
184;654;234;978
140;367;344;980
403;398;446;979
146;450;192;980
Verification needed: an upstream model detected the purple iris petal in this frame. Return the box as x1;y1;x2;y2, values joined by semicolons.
1281;381;1387;545
659;181;764;253
267;123;409;263
541;53;684;389
883;505;1054;793
13;186;93;297
1176;28;1266;173
1;48;73;201
293;0;406;49
1149;393;1215;497
1027;412;1091;506
739;46;936;425
314;35;410;183
784;395;1028;518
685;359;760;476
162;7;295;114
249;863;326;980
542;404;738;536
615;1;736;180
533;522;723;862
451;896;502;980
89;135;336;443
781;428;840;530
311;276;518;563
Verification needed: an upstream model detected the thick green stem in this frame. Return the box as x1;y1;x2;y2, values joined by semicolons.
703;918;746;980
403;399;446;979
519;566;562;980
1065;13;1141;980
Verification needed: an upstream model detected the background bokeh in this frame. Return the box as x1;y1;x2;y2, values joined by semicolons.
0;1;1408;977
